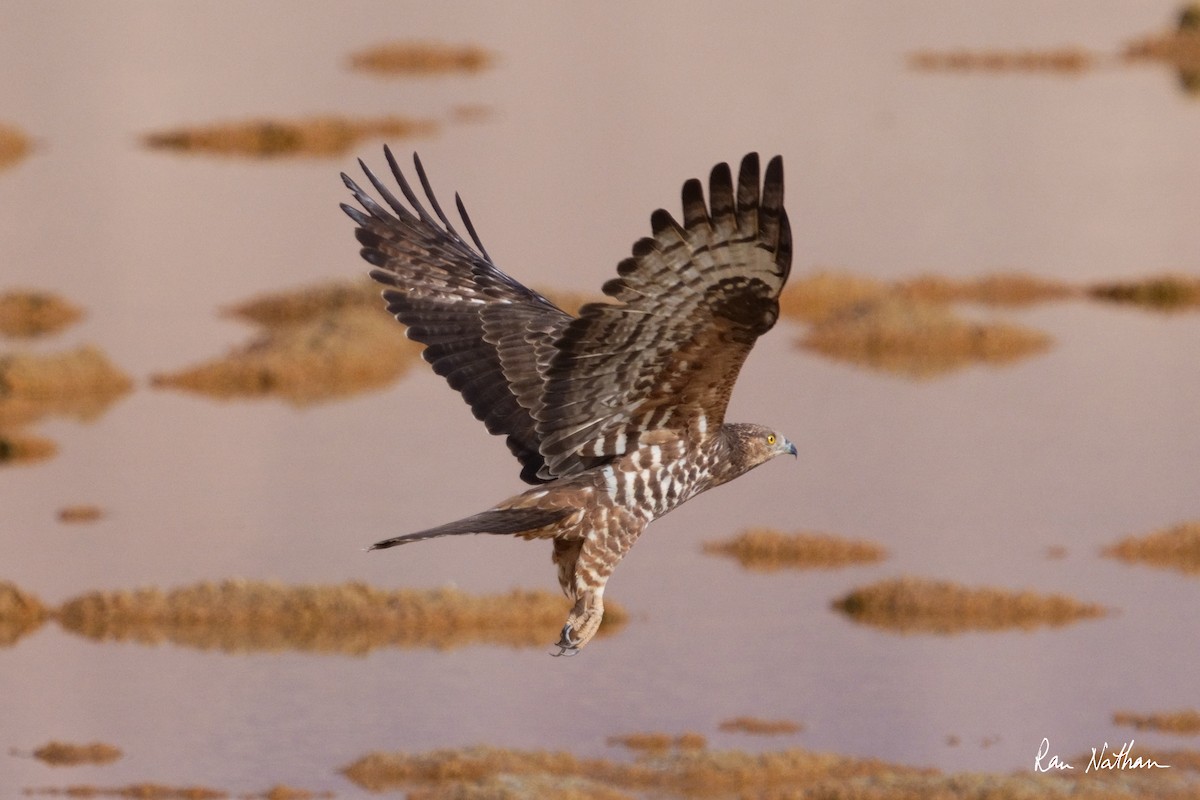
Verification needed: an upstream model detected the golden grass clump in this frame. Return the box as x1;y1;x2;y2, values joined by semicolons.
799;297;1052;379
0;581;48;647
718;717;804;736
222;279;381;327
54;580;627;654
778;271;891;325
0;122;32;170
339;743;1200;799
0;429;57;465
605;733;707;753
832;576;1107;634
1088;274;1200;312
151;306;421;406
894;273;1076;307
405;775;635;800
0;291;84;338
26;786;334;800
143;115;438;158
349;41;495;75
32;741;123;767
22;785;225;799
1115;710;1200;735
1123;9;1200;77
908;47;1097;72
245;788;333;800
703;528;886;571
0;346;132;429
340;744;935;796
58;505;105;523
1104;521;1200;575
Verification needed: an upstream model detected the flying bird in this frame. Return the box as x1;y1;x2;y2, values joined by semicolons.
341;149;795;655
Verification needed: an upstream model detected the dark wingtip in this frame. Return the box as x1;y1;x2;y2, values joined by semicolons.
368;538;400;551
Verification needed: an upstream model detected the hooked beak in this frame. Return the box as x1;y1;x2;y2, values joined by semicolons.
784;438;797;457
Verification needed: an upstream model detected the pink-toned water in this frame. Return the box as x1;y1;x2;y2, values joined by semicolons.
2;2;1198;795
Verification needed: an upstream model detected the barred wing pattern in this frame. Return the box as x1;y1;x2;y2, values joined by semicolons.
341;148;571;484
341;150;790;482
536;154;791;476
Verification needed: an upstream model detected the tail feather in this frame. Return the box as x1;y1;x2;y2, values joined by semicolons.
369;507;572;550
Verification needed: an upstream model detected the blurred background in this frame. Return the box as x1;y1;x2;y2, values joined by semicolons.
1;1;1197;796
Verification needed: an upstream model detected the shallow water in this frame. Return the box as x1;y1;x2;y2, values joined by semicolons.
2;1;1198;796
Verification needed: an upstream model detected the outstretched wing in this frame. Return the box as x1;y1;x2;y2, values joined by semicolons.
340;147;572;484
535;153;791;477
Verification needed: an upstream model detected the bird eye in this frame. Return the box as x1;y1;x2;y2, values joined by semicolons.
766;434;776;445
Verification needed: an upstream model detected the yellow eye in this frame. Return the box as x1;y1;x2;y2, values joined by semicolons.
766;434;776;445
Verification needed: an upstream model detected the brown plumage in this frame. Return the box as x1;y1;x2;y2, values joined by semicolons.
341;149;796;654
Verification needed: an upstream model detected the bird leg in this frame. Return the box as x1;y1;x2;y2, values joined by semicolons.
550;623;580;657
551;591;604;657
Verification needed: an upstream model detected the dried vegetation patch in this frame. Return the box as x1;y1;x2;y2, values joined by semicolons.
1115;710;1200;736
605;733;707;754
0;429;57;465
703;528;885;571
718;717;804;736
0;581;48;646
908;47;1098;72
0;291;84;338
1104;521;1200;575
1088;274;1200;311
58;505;105;523
32;741;123;767
1124;6;1200;78
340;744;934;796
0;346;132;429
143;116;438;158
341;744;1200;798
23;782;332;799
54;580;626;653
833;577;1107;634
222;279;380;326
799;297;1051;379
893;273;1076;307
151;306;420;405
0;122;32;170
349;41;495;75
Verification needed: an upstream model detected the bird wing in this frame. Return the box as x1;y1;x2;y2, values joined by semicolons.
341;147;572;484
533;153;792;477
342;150;790;483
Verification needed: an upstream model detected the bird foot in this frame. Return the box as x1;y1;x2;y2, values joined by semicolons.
550;623;580;657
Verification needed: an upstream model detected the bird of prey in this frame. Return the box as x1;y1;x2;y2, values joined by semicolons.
341;149;795;655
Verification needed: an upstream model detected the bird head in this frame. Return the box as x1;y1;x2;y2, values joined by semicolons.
720;422;797;478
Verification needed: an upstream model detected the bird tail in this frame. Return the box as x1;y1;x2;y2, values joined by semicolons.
369;507;572;550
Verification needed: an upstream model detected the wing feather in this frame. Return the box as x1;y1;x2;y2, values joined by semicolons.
533;153;791;477
343;150;790;484
342;147;573;484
